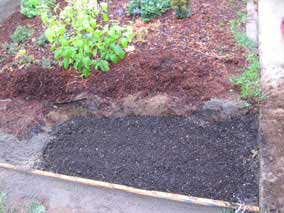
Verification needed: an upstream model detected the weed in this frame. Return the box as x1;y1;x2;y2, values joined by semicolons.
0;193;46;213
21;55;35;65
39;57;52;68
36;33;49;47
42;0;134;77
10;26;34;44
127;0;171;22
0;192;6;213
2;42;19;55
219;19;226;27
218;46;227;56
230;10;260;100
12;61;19;67
229;16;255;50
237;11;247;24
135;28;149;43
171;0;192;19
232;53;260;99
27;203;46;213
232;30;255;50
16;48;35;65
21;0;55;18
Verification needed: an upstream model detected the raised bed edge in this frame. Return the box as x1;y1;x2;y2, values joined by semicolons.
0;162;259;212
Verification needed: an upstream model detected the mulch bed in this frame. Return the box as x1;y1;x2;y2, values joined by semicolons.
0;0;247;105
39;113;259;204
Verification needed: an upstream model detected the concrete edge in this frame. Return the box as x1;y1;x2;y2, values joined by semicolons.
246;0;259;44
258;0;284;211
0;0;20;24
0;162;260;212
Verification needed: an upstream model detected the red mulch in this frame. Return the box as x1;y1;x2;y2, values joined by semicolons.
0;0;246;105
0;66;70;101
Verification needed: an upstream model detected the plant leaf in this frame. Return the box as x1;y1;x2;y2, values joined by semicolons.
99;60;110;72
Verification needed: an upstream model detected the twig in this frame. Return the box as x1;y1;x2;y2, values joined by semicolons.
0;99;12;102
53;98;87;105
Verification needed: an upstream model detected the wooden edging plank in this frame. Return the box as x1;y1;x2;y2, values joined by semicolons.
0;162;259;212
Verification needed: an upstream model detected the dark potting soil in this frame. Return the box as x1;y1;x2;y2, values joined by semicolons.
39;114;259;204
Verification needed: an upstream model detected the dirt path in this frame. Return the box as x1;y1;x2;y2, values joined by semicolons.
0;168;224;213
0;0;19;23
259;0;284;211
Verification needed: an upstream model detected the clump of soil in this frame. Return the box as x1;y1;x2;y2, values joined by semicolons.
39;114;259;204
0;66;84;101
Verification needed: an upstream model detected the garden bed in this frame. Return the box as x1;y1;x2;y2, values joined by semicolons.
39;114;258;204
0;0;259;207
0;0;246;103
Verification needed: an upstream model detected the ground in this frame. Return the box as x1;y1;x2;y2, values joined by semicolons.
0;0;248;138
0;0;260;210
259;0;284;211
0;0;246;103
39;114;259;204
0;169;226;213
0;0;19;23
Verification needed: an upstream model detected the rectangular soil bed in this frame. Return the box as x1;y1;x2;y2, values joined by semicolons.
38;113;259;204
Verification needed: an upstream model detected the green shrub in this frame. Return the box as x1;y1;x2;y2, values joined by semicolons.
21;0;55;18
171;0;192;19
41;0;134;77
127;0;171;22
10;26;34;44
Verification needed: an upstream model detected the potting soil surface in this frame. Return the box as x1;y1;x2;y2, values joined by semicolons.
39;114;258;204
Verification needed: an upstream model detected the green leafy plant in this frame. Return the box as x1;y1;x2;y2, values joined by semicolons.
2;42;19;55
232;30;254;49
10;26;34;44
39;57;52;68
21;0;55;18
229;11;260;100
0;192;6;213
229;13;255;50
231;53;260;99
27;203;46;213
41;0;134;77
171;0;192;19
127;0;171;22
16;48;35;65
21;55;35;65
36;33;49;47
